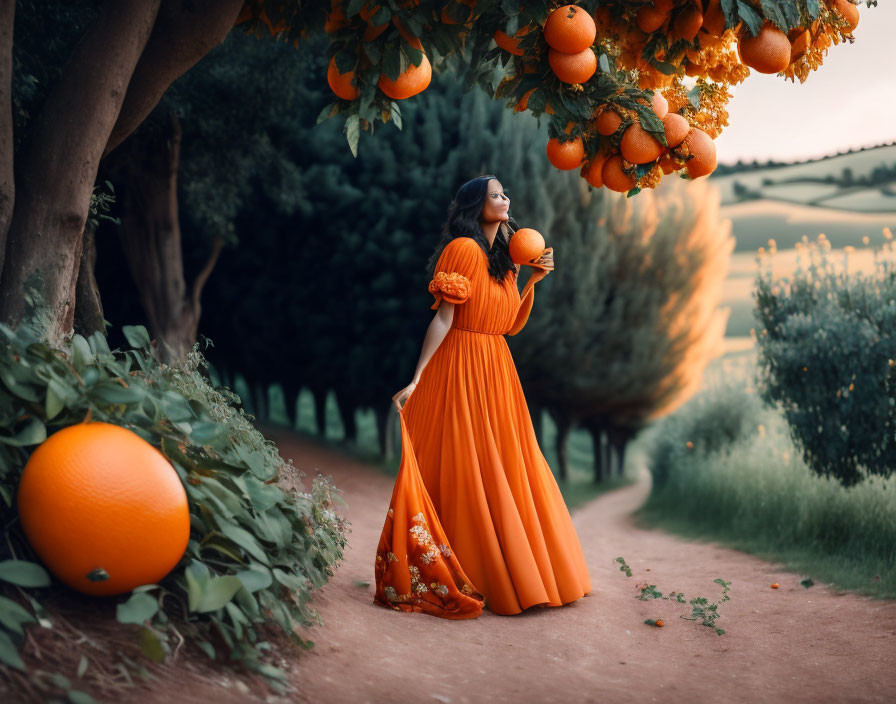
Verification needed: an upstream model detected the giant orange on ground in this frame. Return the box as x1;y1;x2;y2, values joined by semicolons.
17;422;190;596
544;4;596;54
509;228;546;265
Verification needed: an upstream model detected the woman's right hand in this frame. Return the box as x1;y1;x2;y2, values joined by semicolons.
392;381;417;412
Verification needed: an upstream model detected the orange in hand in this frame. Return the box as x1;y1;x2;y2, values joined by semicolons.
509;228;546;266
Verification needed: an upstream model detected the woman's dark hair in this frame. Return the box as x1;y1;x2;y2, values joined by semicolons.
426;175;519;283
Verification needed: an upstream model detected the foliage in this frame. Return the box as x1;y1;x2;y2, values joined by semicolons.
0;315;347;694
640;380;896;598
615;556;730;635
511;177;735;432
753;234;896;485
235;0;875;194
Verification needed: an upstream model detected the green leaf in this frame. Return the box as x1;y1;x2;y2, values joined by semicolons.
0;416;46;447
736;0;763;35
116;592;159;625
77;654;89;678
122;325;151;350
138;626;166;663
345;114;360;158
236;567;273;593
67;691;96;704
0;560;51;587
0;629;24;671
193;575;244;613
219;522;271;565
196;640;215;660
71;335;94;371
91;381;146;404
45;379;65;419
800;578;814;589
0;595;36;635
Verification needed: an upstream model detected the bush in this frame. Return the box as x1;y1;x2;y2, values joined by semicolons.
753;235;896;486
647;383;762;489
0;319;346;689
642;385;896;597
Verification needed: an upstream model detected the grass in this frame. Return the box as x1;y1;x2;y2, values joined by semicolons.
637;380;896;599
223;374;633;512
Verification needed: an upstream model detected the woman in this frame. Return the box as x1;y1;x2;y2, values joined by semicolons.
373;175;592;618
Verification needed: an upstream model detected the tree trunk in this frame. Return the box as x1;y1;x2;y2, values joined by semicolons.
108;110;222;366
608;425;633;479
548;406;571;481
252;382;267;423
334;388;357;444
0;0;162;342
281;379;299;428
585;424;606;483
374;403;390;461
0;0;14;268
103;0;246;158
311;386;328;438
73;223;105;338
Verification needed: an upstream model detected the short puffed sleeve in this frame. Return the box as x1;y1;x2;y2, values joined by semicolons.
428;237;482;310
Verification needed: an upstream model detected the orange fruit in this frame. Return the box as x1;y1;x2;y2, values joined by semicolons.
361;2;388;40
636;0;673;34
702;0;726;36
495;24;533;55
659;154;682;174
789;28;811;63
656;618;665;627
441;0;475;25
829;0;859;31
683;128;716;178
547;128;585;170
651;91;669;119
325;0;348;32
583;152;609;187
544;4;596;54
595;108;623;136
378;47;432;99
548;47;597;84
662;112;690;147
673;3;703;41
770;583;780;589
17;422;190;596
509;228;546;265
327;57;360;100
738;21;791;74
685;60;704;77
621;122;663;164
602;154;637;192
514;89;554;114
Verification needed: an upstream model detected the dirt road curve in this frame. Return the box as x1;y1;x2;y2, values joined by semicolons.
264;428;896;704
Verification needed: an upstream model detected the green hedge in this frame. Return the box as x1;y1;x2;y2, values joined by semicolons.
641;382;896;598
0;319;346;695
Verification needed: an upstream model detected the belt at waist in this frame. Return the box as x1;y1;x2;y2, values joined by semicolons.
453;325;504;335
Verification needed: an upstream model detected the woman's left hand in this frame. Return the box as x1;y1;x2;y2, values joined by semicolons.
529;247;554;272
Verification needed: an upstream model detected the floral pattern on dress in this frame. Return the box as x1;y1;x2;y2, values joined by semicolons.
428;271;471;306
374;507;481;614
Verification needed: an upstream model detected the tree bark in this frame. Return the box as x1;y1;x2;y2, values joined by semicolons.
0;0;161;342
103;0;246;158
334;388;358;443
73;223;105;338
252;382;268;422
311;386;328;438
0;0;14;270
548;406;572;481
374;402;389;461
108;110;222;366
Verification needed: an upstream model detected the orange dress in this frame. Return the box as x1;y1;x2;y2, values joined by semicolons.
373;236;592;617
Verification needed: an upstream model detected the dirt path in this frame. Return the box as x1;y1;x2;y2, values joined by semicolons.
262;427;896;704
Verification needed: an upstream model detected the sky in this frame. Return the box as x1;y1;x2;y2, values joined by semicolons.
713;1;895;165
